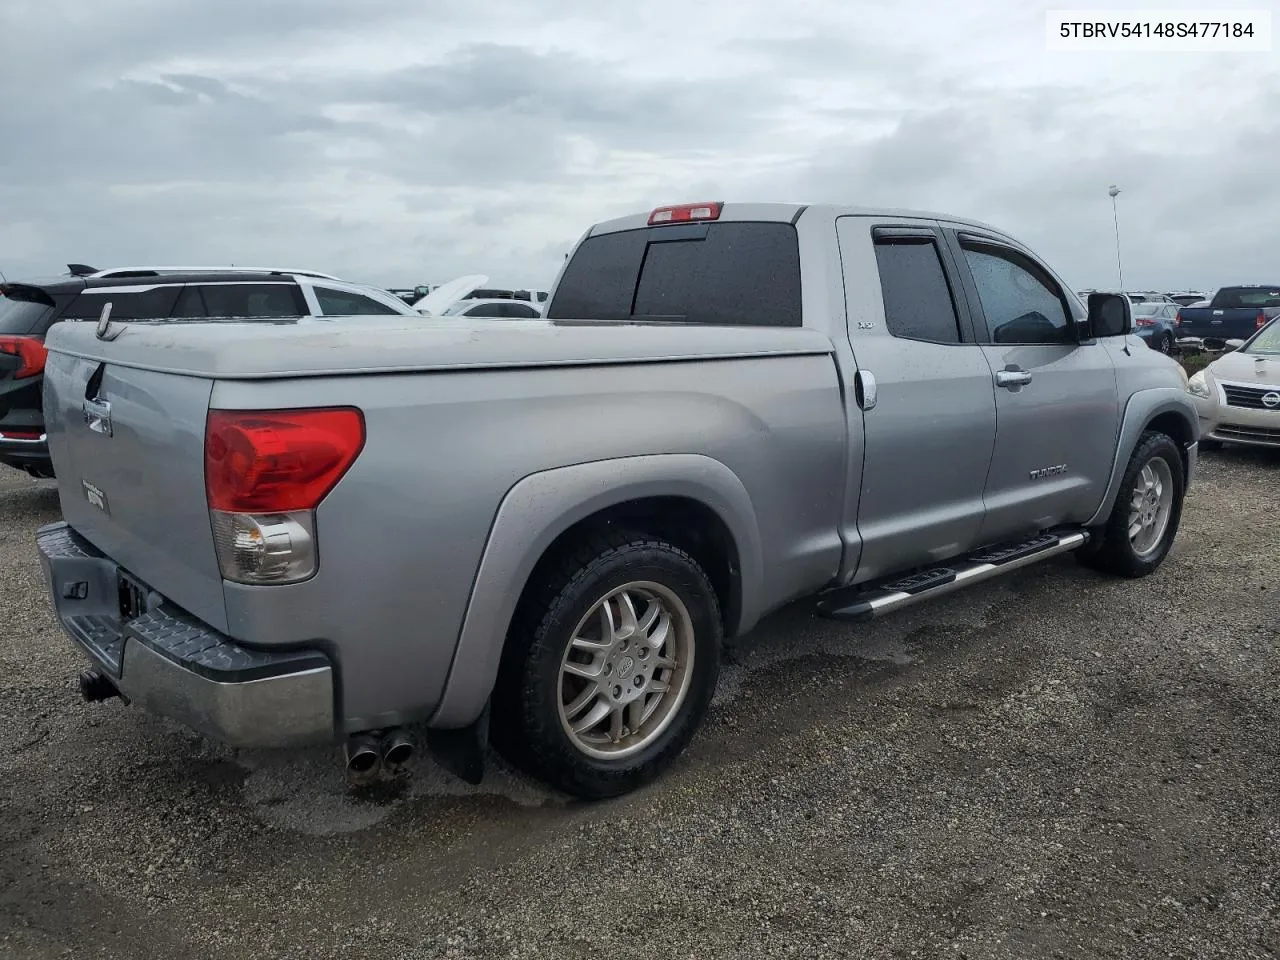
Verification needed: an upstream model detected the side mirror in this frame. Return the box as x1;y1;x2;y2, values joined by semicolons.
1224;338;1246;352
1087;293;1132;338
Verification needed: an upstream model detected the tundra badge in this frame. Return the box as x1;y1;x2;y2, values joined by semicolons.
1029;464;1068;480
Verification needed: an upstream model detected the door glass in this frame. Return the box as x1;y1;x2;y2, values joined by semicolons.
961;244;1072;345
315;288;405;316
199;283;302;318
873;238;962;344
62;286;181;320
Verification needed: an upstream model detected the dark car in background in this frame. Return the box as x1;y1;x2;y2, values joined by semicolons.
0;268;418;478
1176;285;1280;349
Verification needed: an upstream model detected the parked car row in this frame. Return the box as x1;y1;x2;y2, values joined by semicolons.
0;267;549;478
26;201;1206;801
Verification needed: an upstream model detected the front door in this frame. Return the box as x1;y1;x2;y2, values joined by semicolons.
836;217;999;583
944;230;1121;544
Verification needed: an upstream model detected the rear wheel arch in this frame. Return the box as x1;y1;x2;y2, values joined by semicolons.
428;455;763;729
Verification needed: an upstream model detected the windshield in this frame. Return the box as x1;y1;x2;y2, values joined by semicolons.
1210;287;1280;309
1243;319;1280;355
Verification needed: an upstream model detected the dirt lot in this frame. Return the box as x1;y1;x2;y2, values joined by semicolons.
1;450;1277;960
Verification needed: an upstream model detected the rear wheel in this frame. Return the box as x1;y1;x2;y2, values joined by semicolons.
1159;332;1174;354
1077;431;1185;578
492;532;722;799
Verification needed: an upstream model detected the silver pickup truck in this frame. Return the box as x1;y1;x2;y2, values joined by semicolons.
35;202;1199;799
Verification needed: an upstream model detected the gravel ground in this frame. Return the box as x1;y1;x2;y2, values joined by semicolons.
1;450;1277;960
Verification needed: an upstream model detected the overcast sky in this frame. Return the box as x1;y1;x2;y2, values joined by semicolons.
1;0;1275;294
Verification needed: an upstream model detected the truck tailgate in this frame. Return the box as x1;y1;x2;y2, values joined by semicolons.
43;342;227;633
1176;307;1248;339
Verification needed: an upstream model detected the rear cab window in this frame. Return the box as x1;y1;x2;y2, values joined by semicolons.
1210;287;1280;309
546;221;802;326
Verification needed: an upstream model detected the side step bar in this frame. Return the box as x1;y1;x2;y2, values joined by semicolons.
816;530;1089;622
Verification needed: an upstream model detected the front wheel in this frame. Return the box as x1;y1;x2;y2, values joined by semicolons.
1077;431;1185;578
492;532;722;799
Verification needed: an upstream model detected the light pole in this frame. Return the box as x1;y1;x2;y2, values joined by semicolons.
1108;184;1124;292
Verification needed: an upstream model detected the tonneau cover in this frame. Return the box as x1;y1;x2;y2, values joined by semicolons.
44;316;835;380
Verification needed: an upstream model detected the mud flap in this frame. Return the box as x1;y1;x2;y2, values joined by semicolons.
426;702;489;785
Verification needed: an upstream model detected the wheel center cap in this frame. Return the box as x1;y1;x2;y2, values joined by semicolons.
616;656;636;680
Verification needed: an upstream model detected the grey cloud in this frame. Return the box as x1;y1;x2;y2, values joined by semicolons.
1;1;1277;295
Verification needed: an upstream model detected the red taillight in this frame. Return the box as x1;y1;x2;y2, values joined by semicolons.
0;335;47;379
0;429;42;440
1175;310;1183;326
1258;310;1267;329
648;202;722;225
205;408;365;513
1134;317;1155;326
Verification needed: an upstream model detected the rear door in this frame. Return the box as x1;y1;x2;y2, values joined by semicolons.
944;229;1121;542
836;217;998;582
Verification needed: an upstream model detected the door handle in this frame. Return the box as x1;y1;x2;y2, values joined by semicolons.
995;368;1033;389
854;369;878;411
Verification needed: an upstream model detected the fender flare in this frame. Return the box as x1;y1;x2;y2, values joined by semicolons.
1085;387;1200;528
428;453;764;729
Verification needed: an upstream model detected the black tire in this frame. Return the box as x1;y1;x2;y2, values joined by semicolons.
1077;430;1185;578
1159;332;1174;355
491;531;722;800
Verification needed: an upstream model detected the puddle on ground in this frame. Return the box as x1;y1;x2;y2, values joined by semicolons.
238;581;1015;835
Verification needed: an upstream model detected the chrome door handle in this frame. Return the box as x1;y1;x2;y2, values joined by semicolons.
995;369;1032;389
854;369;878;411
82;398;113;436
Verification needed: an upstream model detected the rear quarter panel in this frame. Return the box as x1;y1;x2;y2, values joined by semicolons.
213;352;848;733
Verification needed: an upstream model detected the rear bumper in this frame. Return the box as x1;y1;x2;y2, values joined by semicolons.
0;434;52;474
36;521;336;748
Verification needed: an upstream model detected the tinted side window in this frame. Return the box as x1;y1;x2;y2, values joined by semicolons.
62;286;181;320
873;238;962;344
172;286;206;318
547;222;802;327
502;302;540;318
199;283;303;318
960;244;1071;345
315;288;404;316
464;303;506;318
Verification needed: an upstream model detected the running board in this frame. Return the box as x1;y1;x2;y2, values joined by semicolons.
816;530;1089;622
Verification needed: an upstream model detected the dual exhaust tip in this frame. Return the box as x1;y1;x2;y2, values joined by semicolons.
345;730;414;784
81;668;413;785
